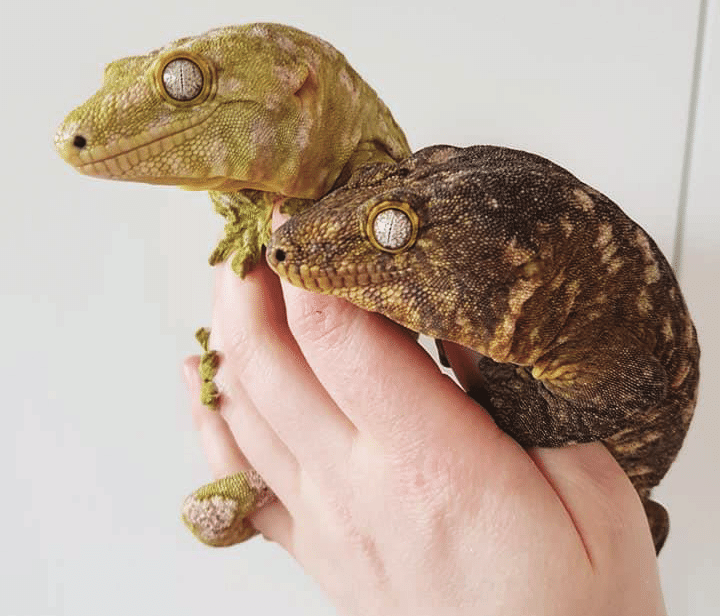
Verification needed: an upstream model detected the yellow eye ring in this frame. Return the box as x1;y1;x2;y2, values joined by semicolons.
153;51;216;107
365;201;419;253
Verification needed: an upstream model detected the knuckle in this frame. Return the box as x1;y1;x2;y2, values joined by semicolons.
575;443;646;541
213;320;259;369
322;490;389;587
209;320;271;396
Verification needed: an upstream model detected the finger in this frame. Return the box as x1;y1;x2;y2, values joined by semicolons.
185;356;263;477
251;495;294;549
213;362;304;508
270;282;501;455
210;258;357;474
528;442;657;567
183;356;294;545
185;353;302;505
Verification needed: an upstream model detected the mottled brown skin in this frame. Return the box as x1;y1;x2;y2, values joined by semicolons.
268;145;700;553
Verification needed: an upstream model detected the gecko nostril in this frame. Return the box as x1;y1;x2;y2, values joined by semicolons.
274;249;286;262
73;135;87;149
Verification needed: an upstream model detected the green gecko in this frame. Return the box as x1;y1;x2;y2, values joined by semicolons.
267;145;700;553
55;23;410;546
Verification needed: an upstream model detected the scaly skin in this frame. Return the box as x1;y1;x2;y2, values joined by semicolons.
54;23;411;547
268;145;700;553
55;23;410;273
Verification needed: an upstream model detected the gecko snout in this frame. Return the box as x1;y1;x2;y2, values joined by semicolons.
53;123;91;166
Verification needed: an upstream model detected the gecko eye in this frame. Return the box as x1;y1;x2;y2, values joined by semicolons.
366;201;419;253
162;58;203;101
373;209;412;249
155;52;214;106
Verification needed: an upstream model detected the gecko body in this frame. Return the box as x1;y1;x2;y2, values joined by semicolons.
268;145;700;553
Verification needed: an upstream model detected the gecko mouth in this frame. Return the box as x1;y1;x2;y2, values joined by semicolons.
56;105;219;178
269;258;399;293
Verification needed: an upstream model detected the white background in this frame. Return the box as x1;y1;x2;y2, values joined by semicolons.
1;0;717;614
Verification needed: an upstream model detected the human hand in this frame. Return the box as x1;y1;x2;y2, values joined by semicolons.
183;244;667;615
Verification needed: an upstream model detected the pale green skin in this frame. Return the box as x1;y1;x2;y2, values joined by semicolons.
55;23;411;546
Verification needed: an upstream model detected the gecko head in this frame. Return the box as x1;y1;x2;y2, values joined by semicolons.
267;146;499;337
54;24;341;196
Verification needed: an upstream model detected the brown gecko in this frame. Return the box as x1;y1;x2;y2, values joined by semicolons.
267;144;700;553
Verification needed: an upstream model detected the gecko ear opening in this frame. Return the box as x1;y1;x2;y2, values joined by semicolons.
365;201;419;253
292;65;317;105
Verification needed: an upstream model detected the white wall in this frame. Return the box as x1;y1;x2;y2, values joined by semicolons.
656;1;720;614
1;1;716;614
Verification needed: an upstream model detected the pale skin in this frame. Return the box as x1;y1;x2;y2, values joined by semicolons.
182;214;668;615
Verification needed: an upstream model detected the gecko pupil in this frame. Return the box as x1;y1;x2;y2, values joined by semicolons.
73;135;87;149
274;249;286;262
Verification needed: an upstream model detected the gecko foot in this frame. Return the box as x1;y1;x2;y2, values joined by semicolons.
195;327;220;410
209;237;259;279
208;189;275;278
182;471;275;547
